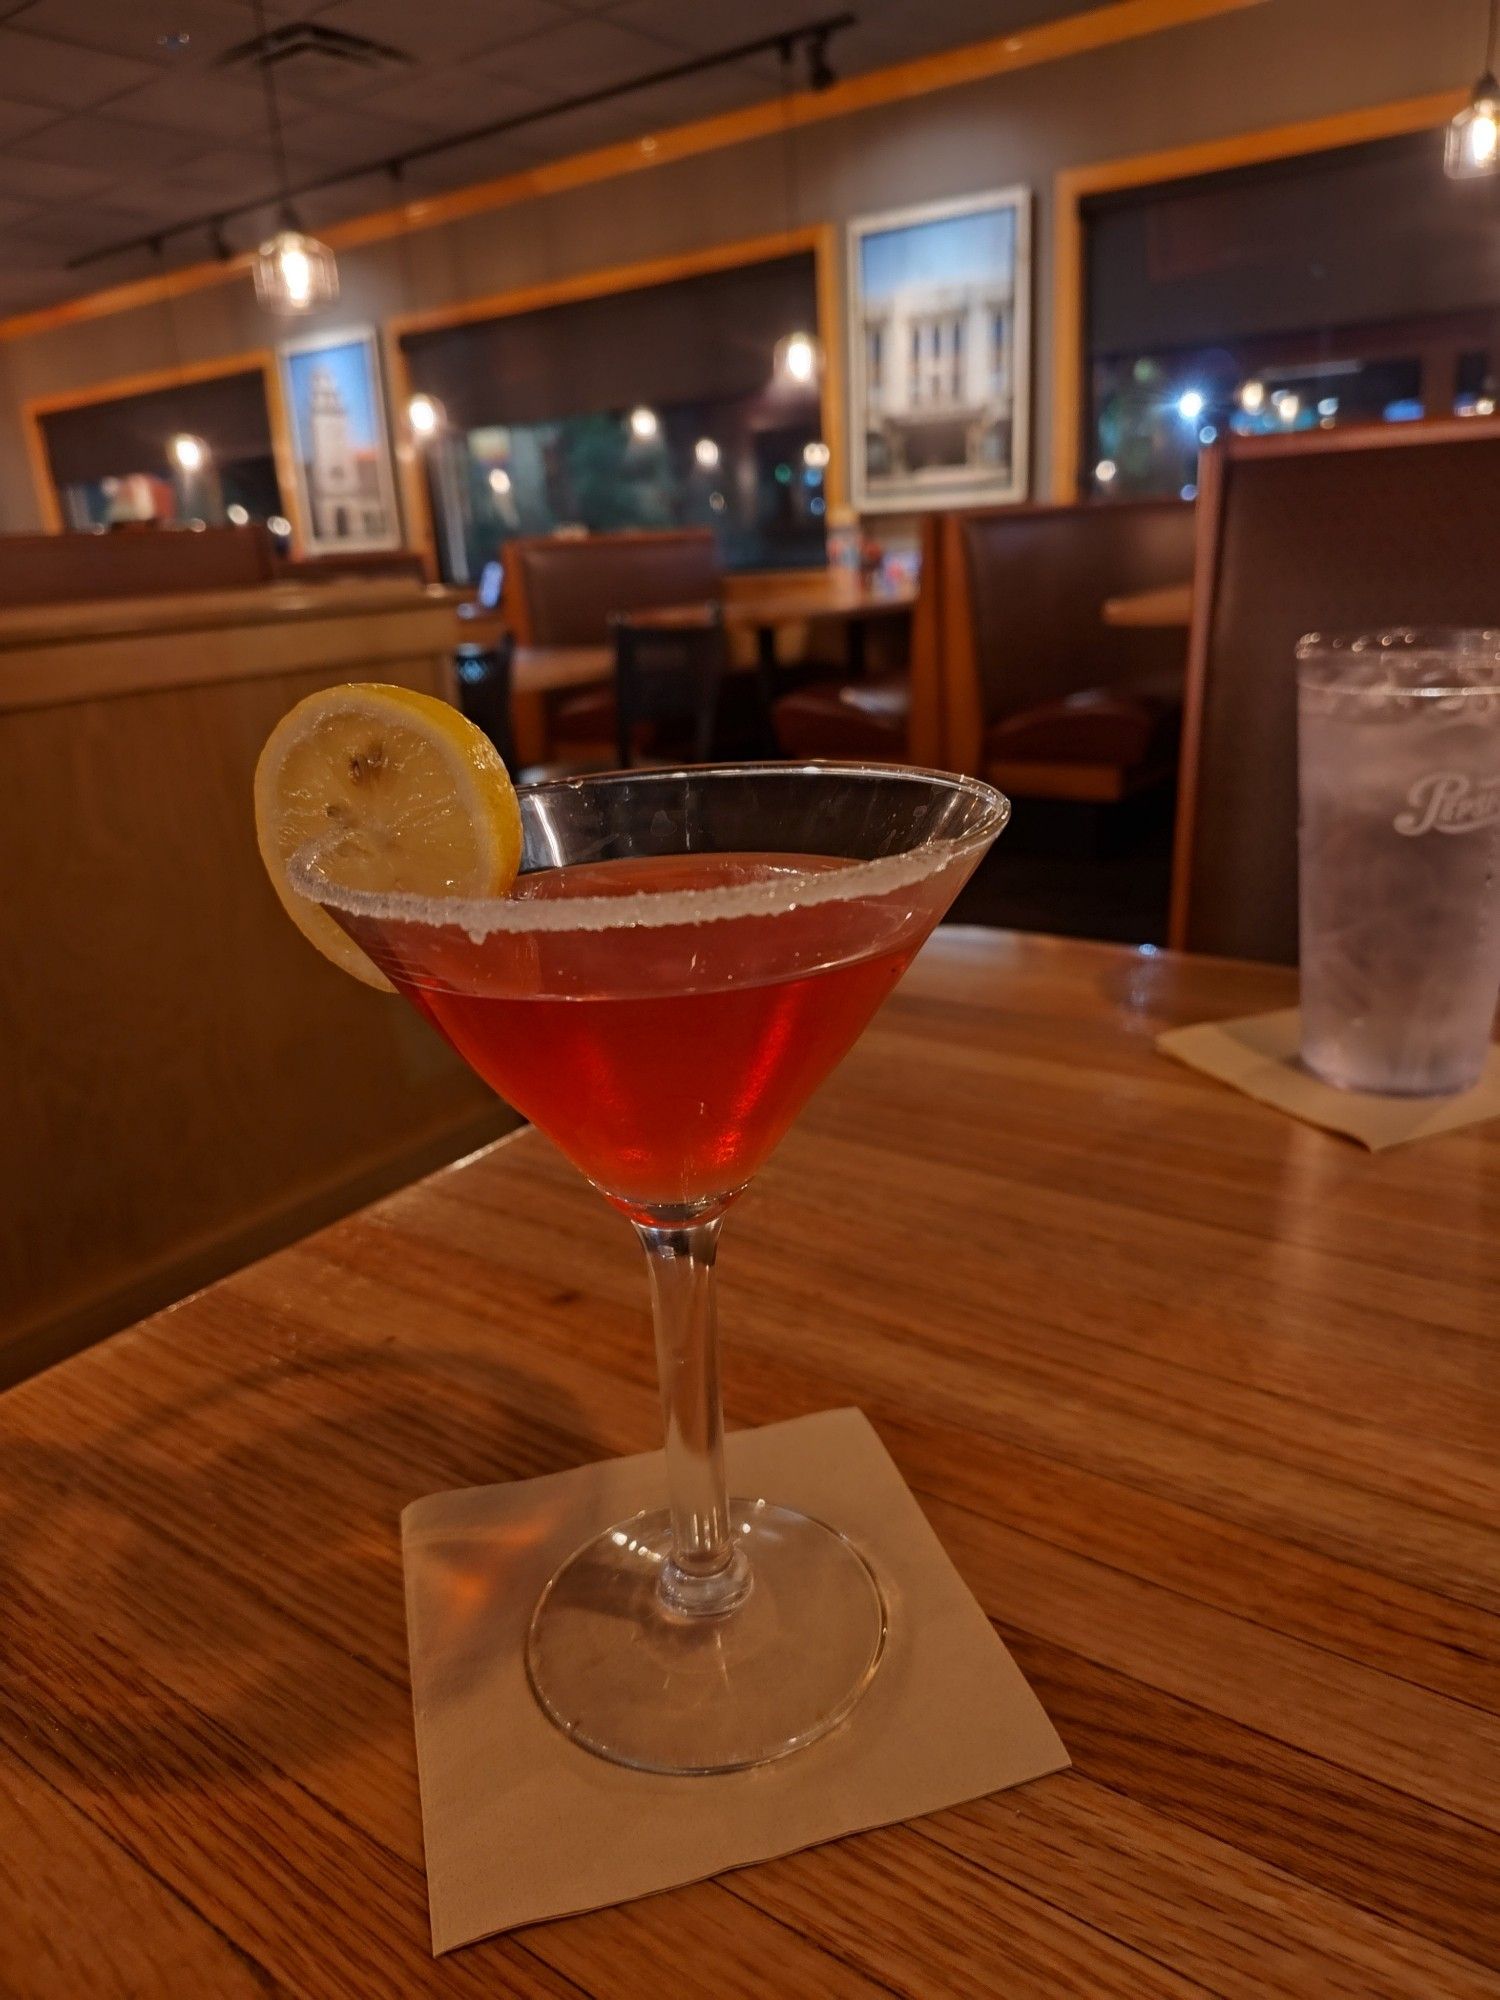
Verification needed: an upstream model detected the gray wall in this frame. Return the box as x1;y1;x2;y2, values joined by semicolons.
0;0;1470;532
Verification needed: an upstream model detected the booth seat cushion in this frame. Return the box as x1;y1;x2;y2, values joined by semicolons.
981;677;1181;802
771;673;910;759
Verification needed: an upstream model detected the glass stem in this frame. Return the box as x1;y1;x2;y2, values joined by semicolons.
636;1213;752;1618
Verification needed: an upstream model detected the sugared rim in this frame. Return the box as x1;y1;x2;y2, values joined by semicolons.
287;760;1010;938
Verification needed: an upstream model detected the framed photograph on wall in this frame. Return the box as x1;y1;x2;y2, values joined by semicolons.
279;327;401;554
846;188;1032;513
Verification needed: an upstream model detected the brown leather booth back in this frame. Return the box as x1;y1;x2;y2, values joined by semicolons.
957;501;1195;725
0;525;275;607
1172;421;1500;963
506;530;720;644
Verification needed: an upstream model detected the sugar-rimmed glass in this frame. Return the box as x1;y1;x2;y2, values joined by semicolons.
291;762;1009;1772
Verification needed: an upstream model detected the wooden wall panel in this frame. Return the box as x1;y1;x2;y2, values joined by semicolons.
0;597;513;1381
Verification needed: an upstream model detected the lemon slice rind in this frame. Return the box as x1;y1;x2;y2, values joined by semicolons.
253;682;521;991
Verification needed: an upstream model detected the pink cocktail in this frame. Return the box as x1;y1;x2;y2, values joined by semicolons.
295;763;1008;1773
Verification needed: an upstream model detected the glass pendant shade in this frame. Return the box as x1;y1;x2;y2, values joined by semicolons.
1447;75;1500;177
254;229;339;313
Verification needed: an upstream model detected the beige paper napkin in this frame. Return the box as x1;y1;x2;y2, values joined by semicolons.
1158;1007;1500;1149
402;1407;1068;1952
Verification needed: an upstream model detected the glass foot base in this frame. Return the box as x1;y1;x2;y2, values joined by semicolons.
526;1499;886;1774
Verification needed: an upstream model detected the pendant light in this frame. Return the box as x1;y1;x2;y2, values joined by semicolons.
1447;0;1500;177
249;0;338;309
772;39;823;388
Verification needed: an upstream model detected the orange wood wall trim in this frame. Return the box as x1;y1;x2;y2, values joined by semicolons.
386;225;827;340
24;349;276;416
0;0;1265;348
1048;88;1467;500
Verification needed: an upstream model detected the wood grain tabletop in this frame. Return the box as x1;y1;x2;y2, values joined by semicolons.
3;929;1496;1998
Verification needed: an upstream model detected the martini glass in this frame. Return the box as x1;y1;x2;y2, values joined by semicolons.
294;762;1008;1773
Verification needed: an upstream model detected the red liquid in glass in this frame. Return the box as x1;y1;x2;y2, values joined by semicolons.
380;852;927;1211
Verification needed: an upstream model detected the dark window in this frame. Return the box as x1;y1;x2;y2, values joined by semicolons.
1082;130;1500;498
402;252;827;580
39;371;284;530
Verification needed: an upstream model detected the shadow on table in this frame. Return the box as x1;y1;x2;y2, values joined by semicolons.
0;1333;618;1798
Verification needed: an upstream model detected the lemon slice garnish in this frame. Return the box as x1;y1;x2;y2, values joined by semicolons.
254;682;521;990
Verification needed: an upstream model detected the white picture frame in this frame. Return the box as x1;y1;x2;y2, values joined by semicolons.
846;187;1032;514
279;326;401;554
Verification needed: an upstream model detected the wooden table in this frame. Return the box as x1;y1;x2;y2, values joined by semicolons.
1102;582;1194;629
4;930;1496;1996
717;570;917;678
511;576;917;698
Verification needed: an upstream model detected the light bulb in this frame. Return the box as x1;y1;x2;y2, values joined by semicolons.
226;502;249;525
1176;388;1205;422
253;229;338;314
694;436;720;469
169;432;207;472
1238;380;1266;413
1274;392;1301;424
628;405;659;440
802;440;831;468
407;393;444;439
487;467;512;495
775;331;820;385
1094;458;1117;484
1447;78;1500;178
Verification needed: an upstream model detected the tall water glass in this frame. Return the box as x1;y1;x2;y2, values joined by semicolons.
1297;630;1500;1095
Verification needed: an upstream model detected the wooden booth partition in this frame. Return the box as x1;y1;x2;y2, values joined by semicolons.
0;582;513;1384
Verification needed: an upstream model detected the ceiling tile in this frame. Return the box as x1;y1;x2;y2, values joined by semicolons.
7;197;168;253
0;24;161;105
604;0;814;62
6;111;203;171
170;144;280;201
107;70;277;139
0;191;38;228
8;0;257;64
0;92;56;140
0;154;109;202
344;65;545;140
476;16;683;94
317;0;573;63
278;100;429;172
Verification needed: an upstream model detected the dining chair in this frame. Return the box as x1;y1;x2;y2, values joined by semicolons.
504;528;721;646
1170;418;1500;961
610;607;728;767
769;520;947;765
502;529;725;759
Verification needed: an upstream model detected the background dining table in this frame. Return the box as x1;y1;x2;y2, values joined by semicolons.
3;928;1496;1997
1101;581;1194;628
